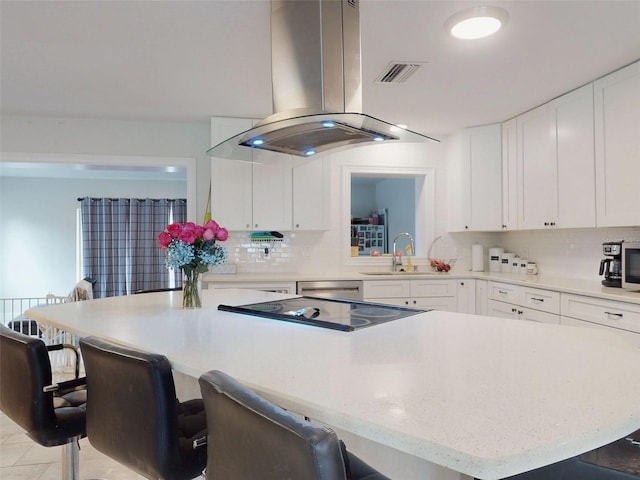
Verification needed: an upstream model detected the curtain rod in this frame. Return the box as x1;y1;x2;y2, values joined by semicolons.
77;197;187;202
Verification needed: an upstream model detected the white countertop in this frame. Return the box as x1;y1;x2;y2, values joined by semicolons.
27;288;640;479
203;270;640;305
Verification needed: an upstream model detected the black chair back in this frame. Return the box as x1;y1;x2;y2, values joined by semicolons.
1;324;59;442
199;370;348;480
1;323;87;445
80;336;206;480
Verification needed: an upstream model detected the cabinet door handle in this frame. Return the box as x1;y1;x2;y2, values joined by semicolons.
413;300;417;305
550;222;556;226
604;311;623;319
498;290;509;295
517;310;523;315
531;297;544;303
502;224;507;229
544;222;549;226
460;282;465;286
511;308;517;313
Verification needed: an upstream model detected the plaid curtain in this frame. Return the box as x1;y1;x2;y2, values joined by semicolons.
80;198;187;298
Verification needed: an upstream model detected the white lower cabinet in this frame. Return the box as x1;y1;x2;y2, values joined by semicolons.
560;293;640;337
457;279;476;314
475;279;488;315
487;281;560;324
363;279;457;312
561;315;640;350
488;299;560;324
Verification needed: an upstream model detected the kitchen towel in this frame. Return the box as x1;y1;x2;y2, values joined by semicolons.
472;244;484;271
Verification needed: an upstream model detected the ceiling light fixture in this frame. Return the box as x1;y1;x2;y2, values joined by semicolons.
445;6;509;40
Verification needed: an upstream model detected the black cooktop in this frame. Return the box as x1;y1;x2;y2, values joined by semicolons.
218;296;427;331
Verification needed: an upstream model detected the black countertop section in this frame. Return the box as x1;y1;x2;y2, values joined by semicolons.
218;296;427;331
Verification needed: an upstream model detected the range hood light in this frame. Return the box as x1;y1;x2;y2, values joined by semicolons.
373;136;384;141
251;138;264;146
322;121;336;128
305;149;316;156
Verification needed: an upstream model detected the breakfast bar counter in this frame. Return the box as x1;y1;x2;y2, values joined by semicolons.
27;288;640;480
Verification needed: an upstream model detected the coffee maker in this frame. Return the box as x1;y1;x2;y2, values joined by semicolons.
599;241;623;287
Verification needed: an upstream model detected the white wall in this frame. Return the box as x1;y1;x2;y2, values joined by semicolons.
1;115;211;219
0;114;209;298
0;175;186;298
217;140;448;275
4;112;635;297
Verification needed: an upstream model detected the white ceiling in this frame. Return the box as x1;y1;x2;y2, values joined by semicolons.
1;0;640;141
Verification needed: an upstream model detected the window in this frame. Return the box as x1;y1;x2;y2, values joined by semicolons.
80;197;186;297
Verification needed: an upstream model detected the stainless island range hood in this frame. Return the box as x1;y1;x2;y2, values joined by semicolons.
207;0;438;160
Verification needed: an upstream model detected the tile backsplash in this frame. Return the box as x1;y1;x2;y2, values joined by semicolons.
220;227;640;282
448;227;640;280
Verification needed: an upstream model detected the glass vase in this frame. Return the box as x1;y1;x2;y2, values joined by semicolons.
182;271;202;309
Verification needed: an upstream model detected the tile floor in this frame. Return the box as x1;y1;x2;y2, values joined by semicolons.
0;409;145;480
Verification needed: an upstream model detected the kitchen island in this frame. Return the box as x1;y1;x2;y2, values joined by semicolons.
27;288;640;480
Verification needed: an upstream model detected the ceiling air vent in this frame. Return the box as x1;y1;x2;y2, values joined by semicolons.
375;62;425;84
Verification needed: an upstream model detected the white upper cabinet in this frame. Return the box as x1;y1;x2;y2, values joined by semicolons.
517;102;558;230
501;118;518;230
517;84;596;230
251;155;293;231
448;124;502;232
292;157;331;230
210;117;293;232
211;118;254;230
555;84;596;228
211;158;253;230
594;61;640;227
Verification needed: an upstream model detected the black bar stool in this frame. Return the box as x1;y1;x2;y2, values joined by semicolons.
0;325;87;480
199;369;391;480
79;336;207;480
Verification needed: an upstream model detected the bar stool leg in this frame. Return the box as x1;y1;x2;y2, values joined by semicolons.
62;438;80;480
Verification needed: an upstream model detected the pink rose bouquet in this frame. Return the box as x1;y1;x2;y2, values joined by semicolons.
158;220;229;308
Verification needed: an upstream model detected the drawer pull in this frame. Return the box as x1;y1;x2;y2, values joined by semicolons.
498;290;509;295
604;311;623;319
531;297;545;303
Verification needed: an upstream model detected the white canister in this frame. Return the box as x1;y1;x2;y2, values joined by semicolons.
511;256;521;273
519;258;529;275
501;253;515;273
526;262;538;275
489;247;503;272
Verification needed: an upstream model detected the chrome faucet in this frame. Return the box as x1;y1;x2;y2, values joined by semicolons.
392;232;415;272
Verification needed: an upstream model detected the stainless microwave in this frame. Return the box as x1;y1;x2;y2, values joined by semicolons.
622;242;640;290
